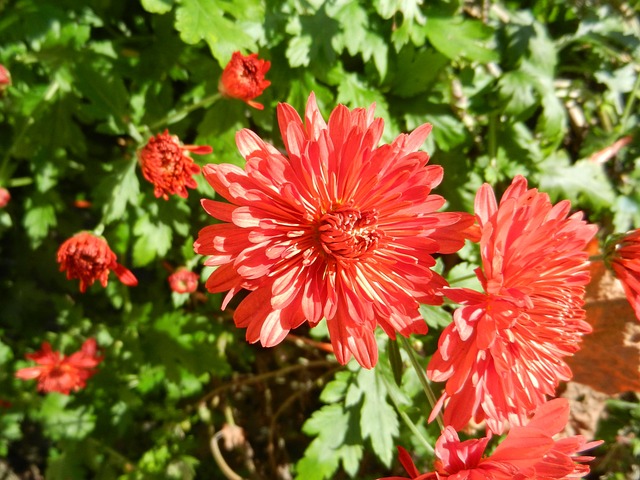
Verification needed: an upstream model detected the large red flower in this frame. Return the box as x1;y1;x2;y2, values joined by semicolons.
138;130;212;200
57;232;138;293
605;228;640;321
194;93;475;368
218;51;271;110
427;176;597;434
16;339;103;395
380;398;601;480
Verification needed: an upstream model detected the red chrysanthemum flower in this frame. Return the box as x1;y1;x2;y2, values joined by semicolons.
15;339;103;395
194;93;475;368
138;130;212;200
381;398;601;480
0;187;9;208
427;175;597;434
168;268;199;294
218;51;271;110
605;229;640;321
0;64;10;93
57;232;138;293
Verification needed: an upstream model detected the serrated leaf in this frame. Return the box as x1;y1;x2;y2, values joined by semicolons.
298;403;363;480
174;0;257;63
99;159;140;224
426;16;498;63
319;370;353;403
328;1;389;77
133;214;173;266
537;155;615;211
34;394;96;441
74;63;129;133
391;46;448;98
498;70;538;118
406;103;467;152
336;72;394;140
419;304;453;330
23;194;57;248
358;369;398;466
285;12;338;69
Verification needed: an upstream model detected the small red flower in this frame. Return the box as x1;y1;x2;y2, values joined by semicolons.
0;64;10;93
380;398;601;480
138;130;212;200
428;175;597;434
605;228;640;321
0;187;9;208
15;339;103;395
218;51;271;110
57;232;137;293
168;268;199;294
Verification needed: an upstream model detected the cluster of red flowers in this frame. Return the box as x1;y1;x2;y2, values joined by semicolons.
16;45;636;479
15;52;271;395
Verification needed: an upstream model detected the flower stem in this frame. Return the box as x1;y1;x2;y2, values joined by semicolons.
399;336;444;430
619;66;640;132
380;372;435;455
447;272;478;285
147;92;222;132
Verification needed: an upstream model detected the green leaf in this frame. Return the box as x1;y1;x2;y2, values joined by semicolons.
426;16;498;63
498;70;538;118
390;46;449;98
536;154;615;211
327;1;389;77
133;212;173;267
405;103;467;152
98;159;140;225
358;369;398;466
174;0;258;63
419;304;454;330
285;10;339;69
73;63;130;133
34;394;96;441
46;446;87;480
297;404;363;480
23;193;57;248
141;0;175;14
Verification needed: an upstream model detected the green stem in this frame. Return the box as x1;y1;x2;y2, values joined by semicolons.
447;272;478;285
380;373;435;455
7;177;33;187
619;66;640;132
398;336;444;430
147;92;222;132
488;113;497;168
